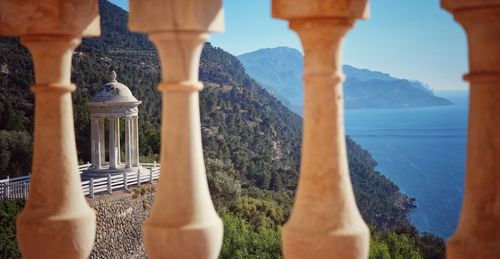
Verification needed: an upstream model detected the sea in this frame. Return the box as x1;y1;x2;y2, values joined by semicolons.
344;90;469;238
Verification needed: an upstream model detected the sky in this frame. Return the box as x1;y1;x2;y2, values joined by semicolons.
110;0;468;90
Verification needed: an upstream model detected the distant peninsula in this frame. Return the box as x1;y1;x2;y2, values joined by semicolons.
238;47;452;114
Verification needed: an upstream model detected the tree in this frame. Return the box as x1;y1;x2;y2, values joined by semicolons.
0;131;32;178
220;213;282;259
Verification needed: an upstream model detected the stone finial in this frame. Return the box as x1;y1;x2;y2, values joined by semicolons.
110;71;117;82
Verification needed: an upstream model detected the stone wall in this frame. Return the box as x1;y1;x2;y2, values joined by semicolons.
87;183;156;259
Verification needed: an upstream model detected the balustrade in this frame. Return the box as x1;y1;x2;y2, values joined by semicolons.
0;0;498;258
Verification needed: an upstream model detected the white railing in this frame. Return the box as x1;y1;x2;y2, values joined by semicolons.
0;163;160;200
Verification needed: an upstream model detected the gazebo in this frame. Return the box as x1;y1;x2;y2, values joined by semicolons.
85;71;142;176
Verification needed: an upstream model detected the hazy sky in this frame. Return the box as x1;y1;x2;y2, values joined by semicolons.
110;0;468;90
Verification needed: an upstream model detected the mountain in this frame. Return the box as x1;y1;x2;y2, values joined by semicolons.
238;47;452;114
0;1;444;258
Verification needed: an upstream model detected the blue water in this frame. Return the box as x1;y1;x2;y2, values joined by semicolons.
345;91;469;238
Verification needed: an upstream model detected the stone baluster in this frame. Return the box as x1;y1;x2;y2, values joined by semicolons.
272;1;370;258
129;0;224;258
441;1;500;258
0;1;100;258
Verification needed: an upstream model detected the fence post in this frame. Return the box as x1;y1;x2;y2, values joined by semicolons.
154;161;157;168
124;171;128;190
149;168;153;183
90;178;94;199
23;182;28;199
107;174;112;194
137;169;141;186
5;177;10;200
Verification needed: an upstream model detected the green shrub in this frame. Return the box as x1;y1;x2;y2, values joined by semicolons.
0;199;24;259
370;228;423;259
221;213;282;259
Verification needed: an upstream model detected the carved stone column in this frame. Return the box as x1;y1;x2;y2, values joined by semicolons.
125;117;132;168
99;118;105;163
129;0;224;258
441;1;500;258
0;1;100;258
109;117;118;169
132;116;140;167
272;1;370;258
116;117;121;165
130;116;136;166
91;117;102;169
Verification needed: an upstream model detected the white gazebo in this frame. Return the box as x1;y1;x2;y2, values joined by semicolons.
85;71;142;176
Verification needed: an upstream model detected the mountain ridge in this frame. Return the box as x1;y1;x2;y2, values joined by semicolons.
238;46;452;114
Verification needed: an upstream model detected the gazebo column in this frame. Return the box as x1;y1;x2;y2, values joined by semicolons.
442;1;500;258
272;1;370;258
99;117;105;163
109;117;118;169
125;117;132;168
91;117;102;169
0;1;100;258
132;116;140;167
116;117;121;165
130;116;136;167
129;0;224;258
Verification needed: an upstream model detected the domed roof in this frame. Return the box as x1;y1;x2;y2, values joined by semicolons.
90;71;139;103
